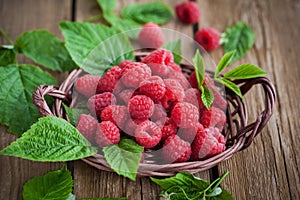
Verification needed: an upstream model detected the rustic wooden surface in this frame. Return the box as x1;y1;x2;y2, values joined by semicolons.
0;0;299;199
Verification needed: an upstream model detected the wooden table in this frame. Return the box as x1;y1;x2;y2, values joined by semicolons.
0;0;299;199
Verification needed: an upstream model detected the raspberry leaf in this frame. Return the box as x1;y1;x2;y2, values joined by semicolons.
224;63;267;79
0;116;98;161
15;30;77;72
62;103;89;126
221;22;255;62
121;2;173;25
0;46;16;66
103;138;144;181
162;39;182;64
96;0;117;14
214;50;235;78
192;50;205;88
201;87;214;109
22;166;73;200
215;78;243;100
0;64;57;135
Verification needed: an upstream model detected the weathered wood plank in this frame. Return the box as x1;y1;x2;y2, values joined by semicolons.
0;0;72;199
198;0;300;199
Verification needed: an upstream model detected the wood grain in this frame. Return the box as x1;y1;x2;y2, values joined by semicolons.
0;0;72;199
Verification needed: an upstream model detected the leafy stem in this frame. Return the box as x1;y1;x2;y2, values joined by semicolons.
0;28;13;45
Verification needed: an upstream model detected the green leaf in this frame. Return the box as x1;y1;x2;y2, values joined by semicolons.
103;138;144;181
192;50;205;88
96;0;117;14
224;63;267;79
0;116;98;161
15;30;77;72
210;189;234;200
121;1;173;25
215;78;243;100
62;103;89;126
0;46;16;66
201;87;214;109
215;51;235;78
82;198;126;200
207;187;222;197
22;166;73;200
162;40;182;64
0;64;57;135
221;22;255;62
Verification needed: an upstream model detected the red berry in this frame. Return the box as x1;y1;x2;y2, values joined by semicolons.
166;71;190;89
195;27;220;51
189;72;215;89
121;62;151;88
135;120;162;148
157;117;177;142
189;71;198;89
175;1;200;24
200;106;226;131
171;102;199;128
139;76;166;102
138;22;164;48
191;127;226;160
142;49;174;77
161;78;185;110
95;121;120;147
151;104;167;122
118;60;134;69
100;105;128;129
97;66;122;93
76;114;98;143
212;88;227;111
177;123;204;143
128;95;154;120
117;89;135;105
75;74;100;98
184;88;204;110
163;135;192;163
168;63;182;72
87;92;116;117
122;118;145;137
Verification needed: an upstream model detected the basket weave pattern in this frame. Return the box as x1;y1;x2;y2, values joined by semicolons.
33;53;276;177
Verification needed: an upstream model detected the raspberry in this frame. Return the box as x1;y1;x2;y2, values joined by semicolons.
184;88;204;110
189;72;215;89
175;1;200;24
122;118;145;137
151;104;167;122
75;74;100;98
118;60;134;69
156;118;177;142
166;71;190;89
189;71;198;89
177;123;204;143
161;79;185;110
191;127;226;160
128;95;154;120
117;89;135;105
139;76;166;102
76;114;98;143
97;66;122;93
195;27;220;51
142;49;174;77
168;63;182;72
200;106;226;130
171;102;199;128
135;120;162;148
95;121;120;147
163;135;192;163
212;88;227;111
87;92;116;117
138;23;164;48
100;105;128;129
121;62;151;88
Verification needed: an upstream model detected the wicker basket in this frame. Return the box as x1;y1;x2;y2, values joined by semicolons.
32;52;276;177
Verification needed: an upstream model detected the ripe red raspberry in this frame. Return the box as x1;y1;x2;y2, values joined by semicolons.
142;49;174;77
171;102;199;128
118;60;133;69
184;88;204;110
168;63;182;72
138;23;164;48
95;121;120;147
166;71;190;89
200;106;226;130
128;95;154;120
189;72;215;89
212;88;228;111
151;104;167;122
163;135;192;163
175;1;200;24
156;118;177;142
100;105;128;129
177;123;204;143
87;92;116;117
75;74;100;98
117;89;135;105
195;27;220;51
97;66;122;93
191;127;226;160
135;120;162;148
139;76;166;102
189;71;198;89
76;114;98;143
161;78;185;110
122;118;145;137
121;62;151;88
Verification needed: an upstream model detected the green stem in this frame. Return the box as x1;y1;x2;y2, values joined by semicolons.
209;171;229;193
0;29;13;45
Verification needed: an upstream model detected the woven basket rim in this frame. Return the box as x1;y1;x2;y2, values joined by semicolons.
32;52;276;177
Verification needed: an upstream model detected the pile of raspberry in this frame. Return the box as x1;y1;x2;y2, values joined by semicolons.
75;49;227;164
